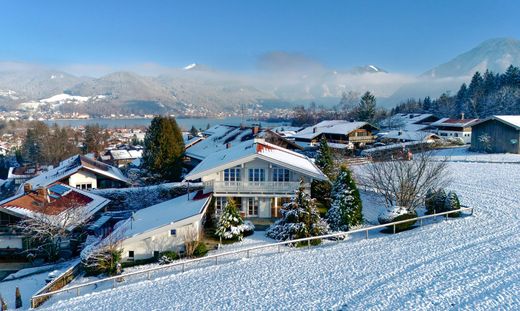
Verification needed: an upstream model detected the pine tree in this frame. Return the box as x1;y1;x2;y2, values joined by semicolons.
189;125;198;137
444;191;461;211
142;116;185;182
15;287;22;309
266;180;328;244
355;91;377;122
454;83;469;117
83;124;109;155
215;198;245;241
311;137;333;207
327;166;362;231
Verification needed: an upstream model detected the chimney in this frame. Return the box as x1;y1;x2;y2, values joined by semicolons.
23;183;32;194
36;187;49;203
461;112;465;121
313;127;317;133
226;143;231;149
252;126;259;135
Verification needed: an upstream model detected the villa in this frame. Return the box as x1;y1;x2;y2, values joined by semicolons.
184;138;327;219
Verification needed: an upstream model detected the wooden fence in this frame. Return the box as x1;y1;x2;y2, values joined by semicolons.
31;206;474;308
31;261;81;308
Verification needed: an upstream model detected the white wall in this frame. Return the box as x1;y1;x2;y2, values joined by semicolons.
120;215;203;261
0;236;23;249
68;170;98;189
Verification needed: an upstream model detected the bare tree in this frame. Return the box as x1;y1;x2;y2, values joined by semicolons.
182;225;201;258
361;148;451;213
81;230;124;276
16;199;90;261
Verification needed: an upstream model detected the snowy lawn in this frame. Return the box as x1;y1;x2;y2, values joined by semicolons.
0;260;76;309
39;161;520;310
432;146;520;163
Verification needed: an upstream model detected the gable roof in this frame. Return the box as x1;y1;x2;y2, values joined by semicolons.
431;118;479;128
470;115;520;130
290;120;379;140
186;125;301;161
20;155;130;191
0;183;109;229
115;191;211;240
185;139;327;181
380;113;439;131
381;130;440;142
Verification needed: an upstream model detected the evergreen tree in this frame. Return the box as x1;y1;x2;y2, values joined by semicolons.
454;83;469;117
355;91;377;122
327;166;363;231
444;191;461;211
215;198;245;241
266;180;328;245
142;116;185;181
311;137;334;208
83;124;109;155
468;71;485;117
189;125;199;137
422;96;433;113
15;287;21;309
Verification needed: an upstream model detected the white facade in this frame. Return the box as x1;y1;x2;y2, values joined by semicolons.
68;170;98;189
437;129;472;143
121;214;203;261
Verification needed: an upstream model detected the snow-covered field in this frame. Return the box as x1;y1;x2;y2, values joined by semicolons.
39;158;520;310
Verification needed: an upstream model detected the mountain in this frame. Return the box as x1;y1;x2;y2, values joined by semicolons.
423;38;520;78
349;65;388;74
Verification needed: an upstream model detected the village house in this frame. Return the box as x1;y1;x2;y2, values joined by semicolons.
430;116;478;143
113;191;211;262
380;113;440;132
0;183;110;256
378;130;441;144
185;124;302;168
470;115;520;154
288;120;379;150
101;148;143;168
7;165;45;186
18;155;130;194
184;138;327;219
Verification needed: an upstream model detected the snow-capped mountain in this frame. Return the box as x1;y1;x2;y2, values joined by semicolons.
423;38;520;78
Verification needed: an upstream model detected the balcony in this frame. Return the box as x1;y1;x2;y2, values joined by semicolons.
204;181;308;196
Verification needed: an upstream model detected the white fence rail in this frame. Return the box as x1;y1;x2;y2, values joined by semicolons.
31;206;474;308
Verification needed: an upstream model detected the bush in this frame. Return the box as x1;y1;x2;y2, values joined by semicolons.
425;188;447;214
193;242;208;257
159;251;179;264
389;213;418;232
445;191;461;217
242;221;255;237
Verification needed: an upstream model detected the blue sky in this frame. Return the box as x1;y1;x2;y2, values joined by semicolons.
0;0;519;75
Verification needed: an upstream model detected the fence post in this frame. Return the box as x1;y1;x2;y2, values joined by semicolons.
182;263;185;273
215;256;218;265
147;271;151;280
393;224;396;234
246;250;250;258
420;218;423;227
445;213;449;221
308;240;311;248
76;287;80;297
278;245;281;253
365;230;368;239
112;279;116;289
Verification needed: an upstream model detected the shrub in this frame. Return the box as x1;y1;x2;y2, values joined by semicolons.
242;221;255;237
390;213;418;232
445;191;461;217
425;188;447;214
378;206;417;232
193;242;208;257
159;251;179;264
216;198;245;241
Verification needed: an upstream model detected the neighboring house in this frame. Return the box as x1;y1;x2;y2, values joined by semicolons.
113;191;211;262
430;117;478;143
19;155;130;193
104;149;143;168
0;183;110;253
379;130;441;143
380;113;440;132
185;125;302;167
288;120;379;150
185;138;327;219
7;166;44;186
270;126;304;137
470;115;520;154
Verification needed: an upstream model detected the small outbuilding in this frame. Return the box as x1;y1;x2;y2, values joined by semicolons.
470;115;520;154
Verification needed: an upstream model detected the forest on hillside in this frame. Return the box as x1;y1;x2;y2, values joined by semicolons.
392;65;520;118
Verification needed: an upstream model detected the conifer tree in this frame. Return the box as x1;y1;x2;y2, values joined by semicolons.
216;198;245;241
142;116;185;181
0;294;6;311
311;137;333;207
189;125;199;137
267;180;328;244
355;91;377;122
15;287;21;309
444;191;461;211
327;166;363;231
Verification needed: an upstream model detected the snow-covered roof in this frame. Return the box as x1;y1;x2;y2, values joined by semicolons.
431;118;479;128
185;139;327;181
290;120;378;140
116;192;211;239
361;141;433;155
380;113;438;131
109;149;143;160
470;115;520;130
0;183;109;229
21;155;130;191
381;130;440;142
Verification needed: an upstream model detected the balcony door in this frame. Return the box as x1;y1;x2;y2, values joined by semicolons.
248;168;265;186
247;198;259;217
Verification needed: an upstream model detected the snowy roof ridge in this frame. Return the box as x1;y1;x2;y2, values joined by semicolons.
185;139;327;181
471;115;520;130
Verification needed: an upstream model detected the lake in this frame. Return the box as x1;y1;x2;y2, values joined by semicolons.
43;116;290;130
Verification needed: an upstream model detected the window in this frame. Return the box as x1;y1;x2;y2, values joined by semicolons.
247;198;259;216
248;168;265;182
76;183;92;190
224;167;241;182
273;167;290;182
153;251;160;258
215;197;227;213
128;251;134;258
170;229;177;236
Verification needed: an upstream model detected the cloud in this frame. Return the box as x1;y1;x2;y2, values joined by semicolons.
257;51;325;73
